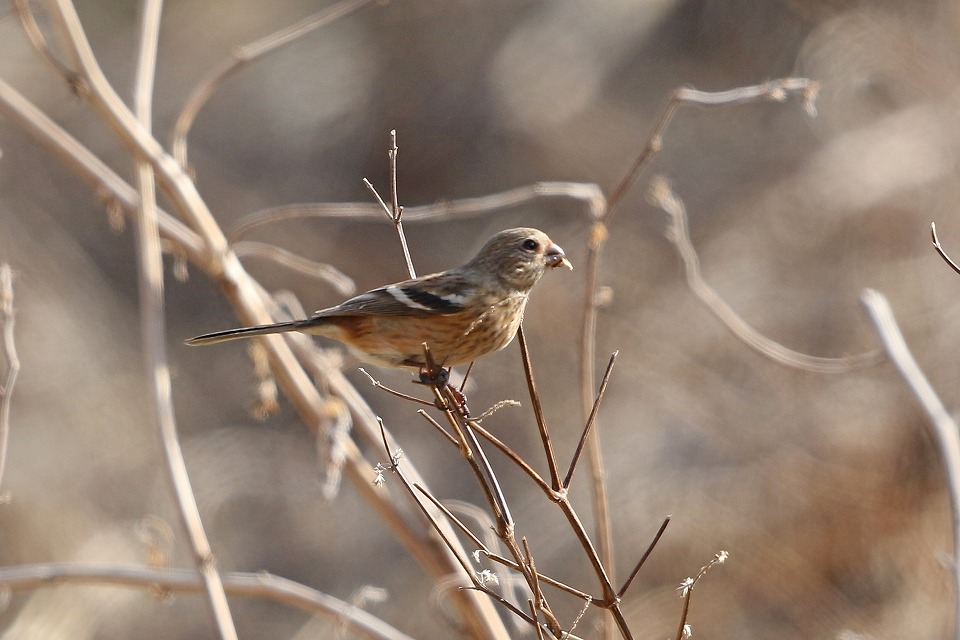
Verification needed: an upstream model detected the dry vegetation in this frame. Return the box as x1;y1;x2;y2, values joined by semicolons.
1;1;960;639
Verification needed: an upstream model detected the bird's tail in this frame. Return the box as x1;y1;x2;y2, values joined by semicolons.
185;321;300;346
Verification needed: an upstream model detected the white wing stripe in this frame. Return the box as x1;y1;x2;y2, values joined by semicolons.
385;285;433;311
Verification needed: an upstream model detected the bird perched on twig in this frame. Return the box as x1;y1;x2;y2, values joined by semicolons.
187;227;573;369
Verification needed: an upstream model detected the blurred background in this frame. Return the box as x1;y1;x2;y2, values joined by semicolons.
1;0;959;638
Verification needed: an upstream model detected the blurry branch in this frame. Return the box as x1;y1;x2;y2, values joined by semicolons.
0;562;415;640
228;181;607;243
363;130;416;279
861;289;960;640
232;241;356;296
648;177;884;373
13;0;80;91
0;265;18;501
931;222;960;276
579;79;817;637
0;76;205;260
132;0;237;637
170;0;373;169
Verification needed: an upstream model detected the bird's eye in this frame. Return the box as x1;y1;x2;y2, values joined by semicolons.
522;239;539;251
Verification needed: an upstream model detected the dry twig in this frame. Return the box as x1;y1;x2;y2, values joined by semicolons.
0;264;18;500
861;288;960;640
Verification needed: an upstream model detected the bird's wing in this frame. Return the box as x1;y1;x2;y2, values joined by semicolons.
313;271;475;318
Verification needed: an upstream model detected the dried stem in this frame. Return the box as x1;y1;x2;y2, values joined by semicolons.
618;516;670;598
0;265;19;498
516;324;562;490
931;222;960;276
363;130;416;279
861;289;960;639
649;177;883;373
0;562;413;640
228;181;606;243
232;241;356;296
170;0;373;168
132;0;237;636
565;351;617;490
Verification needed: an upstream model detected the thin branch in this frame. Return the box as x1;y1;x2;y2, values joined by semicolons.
133;1;237;636
617;516;670;598
480;552;595;602
467;419;552;494
564;351;617;490
363;130;416;279
170;0;373;168
861;288;960;640
232;241;356;296
228;181;606;243
0;265;19;499
416;409;459;447
358;368;434;407
0;562;414;640
413;484;488;552
649;177;884;373
931;222;960;276
516;324;561;491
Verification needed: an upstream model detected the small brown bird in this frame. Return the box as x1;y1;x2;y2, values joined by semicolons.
187;227;572;368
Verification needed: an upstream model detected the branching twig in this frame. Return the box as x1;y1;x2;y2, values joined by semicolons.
0;265;19;499
861;288;960;639
649;177;884;373
363;130;416;279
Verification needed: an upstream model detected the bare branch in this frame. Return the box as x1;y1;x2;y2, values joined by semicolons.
861;288;960;638
0;265;19;499
618;516;670;598
564;351;617;490
516;324;561;490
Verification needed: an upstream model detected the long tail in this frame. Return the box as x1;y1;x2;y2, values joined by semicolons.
185;320;300;346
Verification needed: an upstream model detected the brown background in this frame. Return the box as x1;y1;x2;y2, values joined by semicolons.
1;1;958;638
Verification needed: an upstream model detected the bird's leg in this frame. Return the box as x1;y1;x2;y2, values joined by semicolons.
416;342;471;417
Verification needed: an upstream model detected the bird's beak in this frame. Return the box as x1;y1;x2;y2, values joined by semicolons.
545;243;573;270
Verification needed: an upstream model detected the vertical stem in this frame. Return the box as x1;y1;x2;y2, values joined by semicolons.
132;1;237;636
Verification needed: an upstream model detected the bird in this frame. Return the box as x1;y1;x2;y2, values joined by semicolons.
186;227;573;370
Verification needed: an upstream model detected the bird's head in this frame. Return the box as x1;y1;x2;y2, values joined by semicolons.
466;227;572;292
